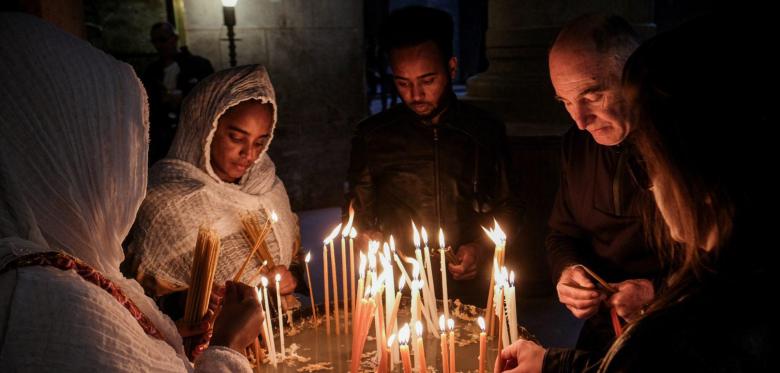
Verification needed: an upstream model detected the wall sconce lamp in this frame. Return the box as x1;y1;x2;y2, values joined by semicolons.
222;0;238;67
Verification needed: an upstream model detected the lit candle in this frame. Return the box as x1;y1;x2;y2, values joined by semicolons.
275;273;285;358
410;264;420;328
447;318;456;373
507;271;519;344
341;222;351;334
349;227;357;311
483;221;507;336
415;321;427;373
500;268;510;350
399;324;412;373
385;277;404;337
478;317;487;373
261;277;277;366
439;315;449;373
421;227;437;318
381;245;397;370
378;334;395;373
390;236;412;285
322;241;330;335
304;252;317;324
327;224;342;335
438;228;450;321
256;288;276;367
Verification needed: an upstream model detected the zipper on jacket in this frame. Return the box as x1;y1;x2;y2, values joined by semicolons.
433;127;441;228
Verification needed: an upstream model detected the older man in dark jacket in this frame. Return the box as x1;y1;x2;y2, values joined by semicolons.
346;6;522;304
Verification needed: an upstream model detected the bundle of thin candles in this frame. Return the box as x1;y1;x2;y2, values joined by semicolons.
235;210;277;282
182;227;221;356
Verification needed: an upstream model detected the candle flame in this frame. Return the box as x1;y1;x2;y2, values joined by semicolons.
350;227;357;239
305;252;311;263
477;316;485;331
438;228;445;249
412;220;420;249
399;324;411;344
439;315;446;332
262;260;268;266
342;205;355;236
261;276;268;287
368;240;380;255
387;334;396;348
415;320;423;337
389;235;396;252
482;220;507;247
510;270;515;286
447;318;454;331
421;227;428;246
275;273;281;282
383;242;391;258
324;223;342;244
270;211;279;223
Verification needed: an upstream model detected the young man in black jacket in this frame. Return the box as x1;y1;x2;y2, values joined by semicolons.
346;6;522;304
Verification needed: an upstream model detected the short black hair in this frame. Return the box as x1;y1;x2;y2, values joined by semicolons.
150;22;177;37
379;6;454;60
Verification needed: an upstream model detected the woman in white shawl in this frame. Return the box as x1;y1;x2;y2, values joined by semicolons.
125;63;300;309
0;13;262;371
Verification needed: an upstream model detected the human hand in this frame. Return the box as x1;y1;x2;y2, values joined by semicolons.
210;281;264;353
493;339;545;373
607;278;654;322
269;265;297;295
447;242;479;280
556;265;605;319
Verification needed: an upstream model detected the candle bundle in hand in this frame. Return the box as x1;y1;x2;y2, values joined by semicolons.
236;210;278;282
183;227;220;357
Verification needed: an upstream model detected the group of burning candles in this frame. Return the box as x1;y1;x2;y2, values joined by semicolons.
252;210;521;372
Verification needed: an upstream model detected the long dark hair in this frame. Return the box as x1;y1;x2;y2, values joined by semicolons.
623;15;770;300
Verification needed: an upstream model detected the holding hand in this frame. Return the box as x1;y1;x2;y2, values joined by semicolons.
607;278;654;322
211;281;264;353
447;242;480;280
493;339;545;373
556;265;605;319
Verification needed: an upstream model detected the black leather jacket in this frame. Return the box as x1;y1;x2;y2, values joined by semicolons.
346;95;522;257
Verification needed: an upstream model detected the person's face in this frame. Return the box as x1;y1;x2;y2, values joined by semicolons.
389;41;456;119
210;100;273;183
150;28;178;57
549;45;630;145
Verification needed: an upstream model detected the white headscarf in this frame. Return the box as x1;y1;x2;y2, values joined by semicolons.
128;65;298;294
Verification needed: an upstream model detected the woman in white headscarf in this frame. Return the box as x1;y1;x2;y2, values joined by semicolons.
125;63;300;308
0;13;261;371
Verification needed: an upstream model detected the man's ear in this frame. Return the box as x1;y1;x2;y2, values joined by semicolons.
448;56;458;80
